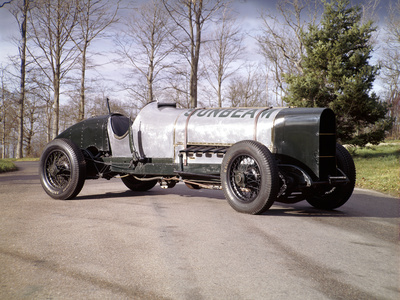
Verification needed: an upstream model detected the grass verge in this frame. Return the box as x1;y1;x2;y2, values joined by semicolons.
0;159;18;173
0;157;39;173
351;143;400;197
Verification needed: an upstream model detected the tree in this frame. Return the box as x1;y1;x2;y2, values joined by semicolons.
380;0;400;139
0;66;11;158
74;0;119;121
225;64;267;108
23;97;41;157
0;66;18;158
163;0;224;108
28;0;79;139
257;0;321;104
203;2;243;107
164;65;191;108
8;0;31;158
29;68;54;143
115;0;174;107
284;0;392;146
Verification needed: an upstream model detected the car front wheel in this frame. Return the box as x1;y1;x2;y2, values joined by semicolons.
221;140;280;214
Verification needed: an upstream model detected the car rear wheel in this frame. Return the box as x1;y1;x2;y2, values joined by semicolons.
121;175;157;191
306;144;356;210
221;140;280;214
39;138;86;200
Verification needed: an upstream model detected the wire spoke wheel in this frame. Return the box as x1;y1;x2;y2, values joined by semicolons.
221;140;279;214
45;150;72;190
39;139;86;200
230;155;261;202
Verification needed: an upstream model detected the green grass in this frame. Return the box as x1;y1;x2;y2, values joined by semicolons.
0;157;39;173
351;143;400;197
0;159;18;173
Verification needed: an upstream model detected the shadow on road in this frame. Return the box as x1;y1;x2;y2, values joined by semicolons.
75;183;226;201
4;161;399;219
74;184;399;219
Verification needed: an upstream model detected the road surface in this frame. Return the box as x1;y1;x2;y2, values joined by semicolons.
0;162;399;299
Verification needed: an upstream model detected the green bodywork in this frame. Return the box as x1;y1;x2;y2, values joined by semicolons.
57;115;110;152
273;108;336;180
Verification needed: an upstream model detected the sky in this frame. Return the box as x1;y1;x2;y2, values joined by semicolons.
0;0;392;60
0;0;394;99
0;0;392;63
0;0;275;100
0;0;274;63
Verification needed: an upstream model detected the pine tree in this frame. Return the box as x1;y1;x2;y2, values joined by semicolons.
284;0;392;146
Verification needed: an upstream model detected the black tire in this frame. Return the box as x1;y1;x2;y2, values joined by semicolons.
306;144;356;210
39;138;86;200
221;140;280;214
121;175;157;191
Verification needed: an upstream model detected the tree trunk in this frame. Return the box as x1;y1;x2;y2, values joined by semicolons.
46;107;52;143
1;79;5;159
78;46;87;122
217;71;222;107
189;1;202;109
52;76;60;139
16;0;28;159
147;71;154;103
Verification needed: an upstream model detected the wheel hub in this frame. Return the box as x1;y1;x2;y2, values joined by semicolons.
234;172;246;187
49;162;59;176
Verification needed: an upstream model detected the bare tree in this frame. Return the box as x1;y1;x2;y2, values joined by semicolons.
83;90;131;118
203;2;243;107
256;0;321;104
74;0;119;121
0;66;12;158
225;64;267;108
28;0;79;139
0;66;18;158
380;0;400;138
23;97;41;157
163;0;224;108
164;65;191;108
115;0;175;107
29;68;54;143
359;0;380;25
8;0;30;158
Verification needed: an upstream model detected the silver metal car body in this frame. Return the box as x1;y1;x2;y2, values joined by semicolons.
130;102;336;179
132;102;282;164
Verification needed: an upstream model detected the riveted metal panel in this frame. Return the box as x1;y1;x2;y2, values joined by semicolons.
273;108;336;179
57;115;110;152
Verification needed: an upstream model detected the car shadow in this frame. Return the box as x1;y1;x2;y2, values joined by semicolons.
74;183;226;201
263;204;349;217
73;184;399;219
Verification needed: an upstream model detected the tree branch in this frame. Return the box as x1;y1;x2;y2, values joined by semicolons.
0;0;13;8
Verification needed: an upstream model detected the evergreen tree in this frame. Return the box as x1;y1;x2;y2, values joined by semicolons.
284;0;392;146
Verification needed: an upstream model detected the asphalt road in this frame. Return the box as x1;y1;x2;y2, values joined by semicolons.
0;161;399;300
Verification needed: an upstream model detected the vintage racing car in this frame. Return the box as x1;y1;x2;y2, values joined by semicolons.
39;101;356;214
